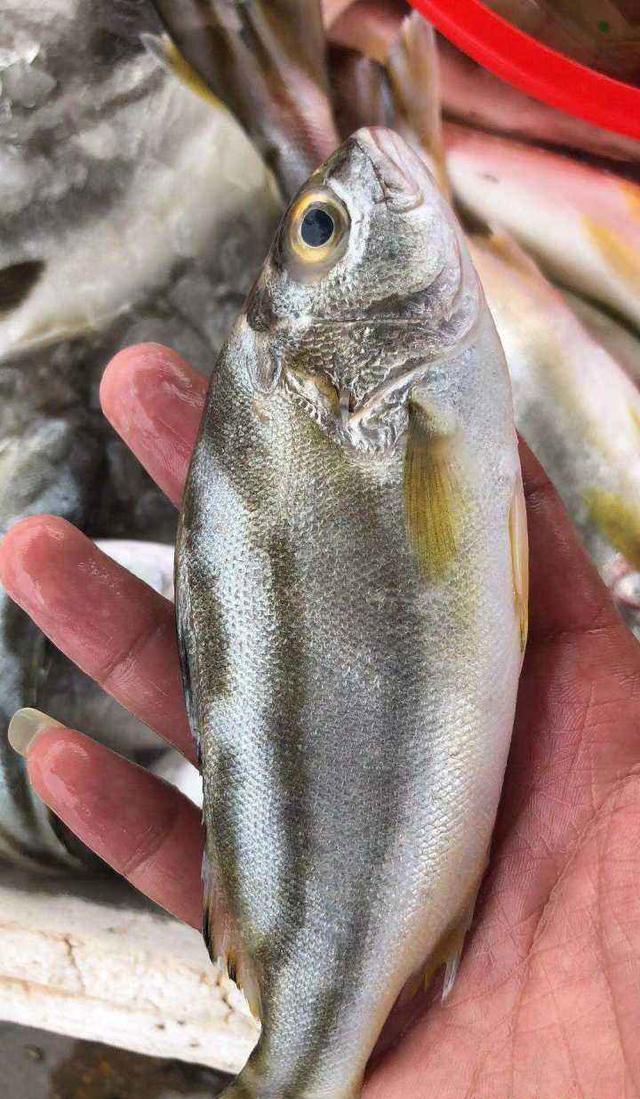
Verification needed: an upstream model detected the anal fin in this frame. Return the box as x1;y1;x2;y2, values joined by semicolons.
203;854;262;1020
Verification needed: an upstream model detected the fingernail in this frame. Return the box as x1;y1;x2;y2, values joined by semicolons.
8;708;63;757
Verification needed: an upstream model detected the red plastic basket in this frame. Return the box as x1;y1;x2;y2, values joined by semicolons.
410;0;640;140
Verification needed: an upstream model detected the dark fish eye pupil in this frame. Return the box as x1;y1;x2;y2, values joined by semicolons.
300;207;335;248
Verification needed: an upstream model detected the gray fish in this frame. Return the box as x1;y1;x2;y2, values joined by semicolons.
177;128;526;1098
148;0;340;201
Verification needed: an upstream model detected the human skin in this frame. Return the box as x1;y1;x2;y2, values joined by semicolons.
1;342;640;1097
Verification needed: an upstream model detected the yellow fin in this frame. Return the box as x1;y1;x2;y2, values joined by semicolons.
509;472;529;654
403;396;464;581
585;488;640;571
142;32;222;108
583;216;640;297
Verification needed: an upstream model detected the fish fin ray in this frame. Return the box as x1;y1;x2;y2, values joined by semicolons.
149;0;338;197
403;393;465;581
141;32;222;107
203;856;262;1020
585;488;640;571
386;13;449;196
509;470;529;654
474;230;542;279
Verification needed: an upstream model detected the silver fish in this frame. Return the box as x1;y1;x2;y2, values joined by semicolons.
177;128;526;1098
148;0;340;202
445;123;640;330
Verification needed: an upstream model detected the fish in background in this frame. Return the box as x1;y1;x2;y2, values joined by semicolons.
328;1;640;162
563;291;640;387
470;233;640;616
148;0;341;202
445;123;640;331
0;0;278;869
177;125;526;1099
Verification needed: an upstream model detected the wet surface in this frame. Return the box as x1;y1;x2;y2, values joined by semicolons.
0;1024;231;1099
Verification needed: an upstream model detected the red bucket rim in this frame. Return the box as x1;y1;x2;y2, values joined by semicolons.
410;0;640;140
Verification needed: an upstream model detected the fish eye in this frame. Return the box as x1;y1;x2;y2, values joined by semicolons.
300;206;335;248
285;189;350;280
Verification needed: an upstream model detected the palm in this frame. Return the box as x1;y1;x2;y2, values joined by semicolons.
2;345;639;1098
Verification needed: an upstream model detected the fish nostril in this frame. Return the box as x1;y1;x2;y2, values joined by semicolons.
0;260;45;312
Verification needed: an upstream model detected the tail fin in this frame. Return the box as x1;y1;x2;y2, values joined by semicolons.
329;46;395;140
330;6;449;196
149;0;340;199
386;13;450;196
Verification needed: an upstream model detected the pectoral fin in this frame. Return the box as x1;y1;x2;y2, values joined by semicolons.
403;394;464;581
509;472;529;653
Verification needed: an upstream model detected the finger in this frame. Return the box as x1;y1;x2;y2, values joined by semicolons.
17;723;204;928
0;515;196;763
519;440;623;646
100;344;208;508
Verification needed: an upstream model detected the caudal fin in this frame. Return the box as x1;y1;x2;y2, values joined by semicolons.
149;0;339;199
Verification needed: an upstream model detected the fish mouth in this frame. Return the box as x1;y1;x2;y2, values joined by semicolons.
354;127;428;212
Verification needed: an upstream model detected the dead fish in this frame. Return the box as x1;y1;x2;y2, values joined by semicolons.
436;36;640;163
177;128;526;1098
148;0;340;201
470;231;640;583
562;291;640;387
445;123;640;329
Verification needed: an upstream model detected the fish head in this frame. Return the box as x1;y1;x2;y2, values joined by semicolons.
244;127;480;451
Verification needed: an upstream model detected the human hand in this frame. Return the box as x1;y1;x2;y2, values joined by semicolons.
2;344;639;1097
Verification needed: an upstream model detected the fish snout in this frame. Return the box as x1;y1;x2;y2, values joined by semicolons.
354;127;426;211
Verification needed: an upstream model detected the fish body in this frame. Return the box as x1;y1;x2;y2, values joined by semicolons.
446;123;640;330
471;232;640;577
177;129;525;1097
436;37;640;163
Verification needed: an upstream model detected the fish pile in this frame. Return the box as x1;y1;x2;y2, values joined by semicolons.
1;0;639;1091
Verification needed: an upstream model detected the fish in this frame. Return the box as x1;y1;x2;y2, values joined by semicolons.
445;123;640;330
562;291;640;387
148;0;340;202
0;0;278;868
177;127;526;1098
470;232;640;591
436;36;640;163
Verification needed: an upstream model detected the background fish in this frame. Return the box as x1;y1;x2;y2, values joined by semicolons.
149;0;340;201
0;0;278;868
177;128;525;1098
445;124;640;330
470;233;640;595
